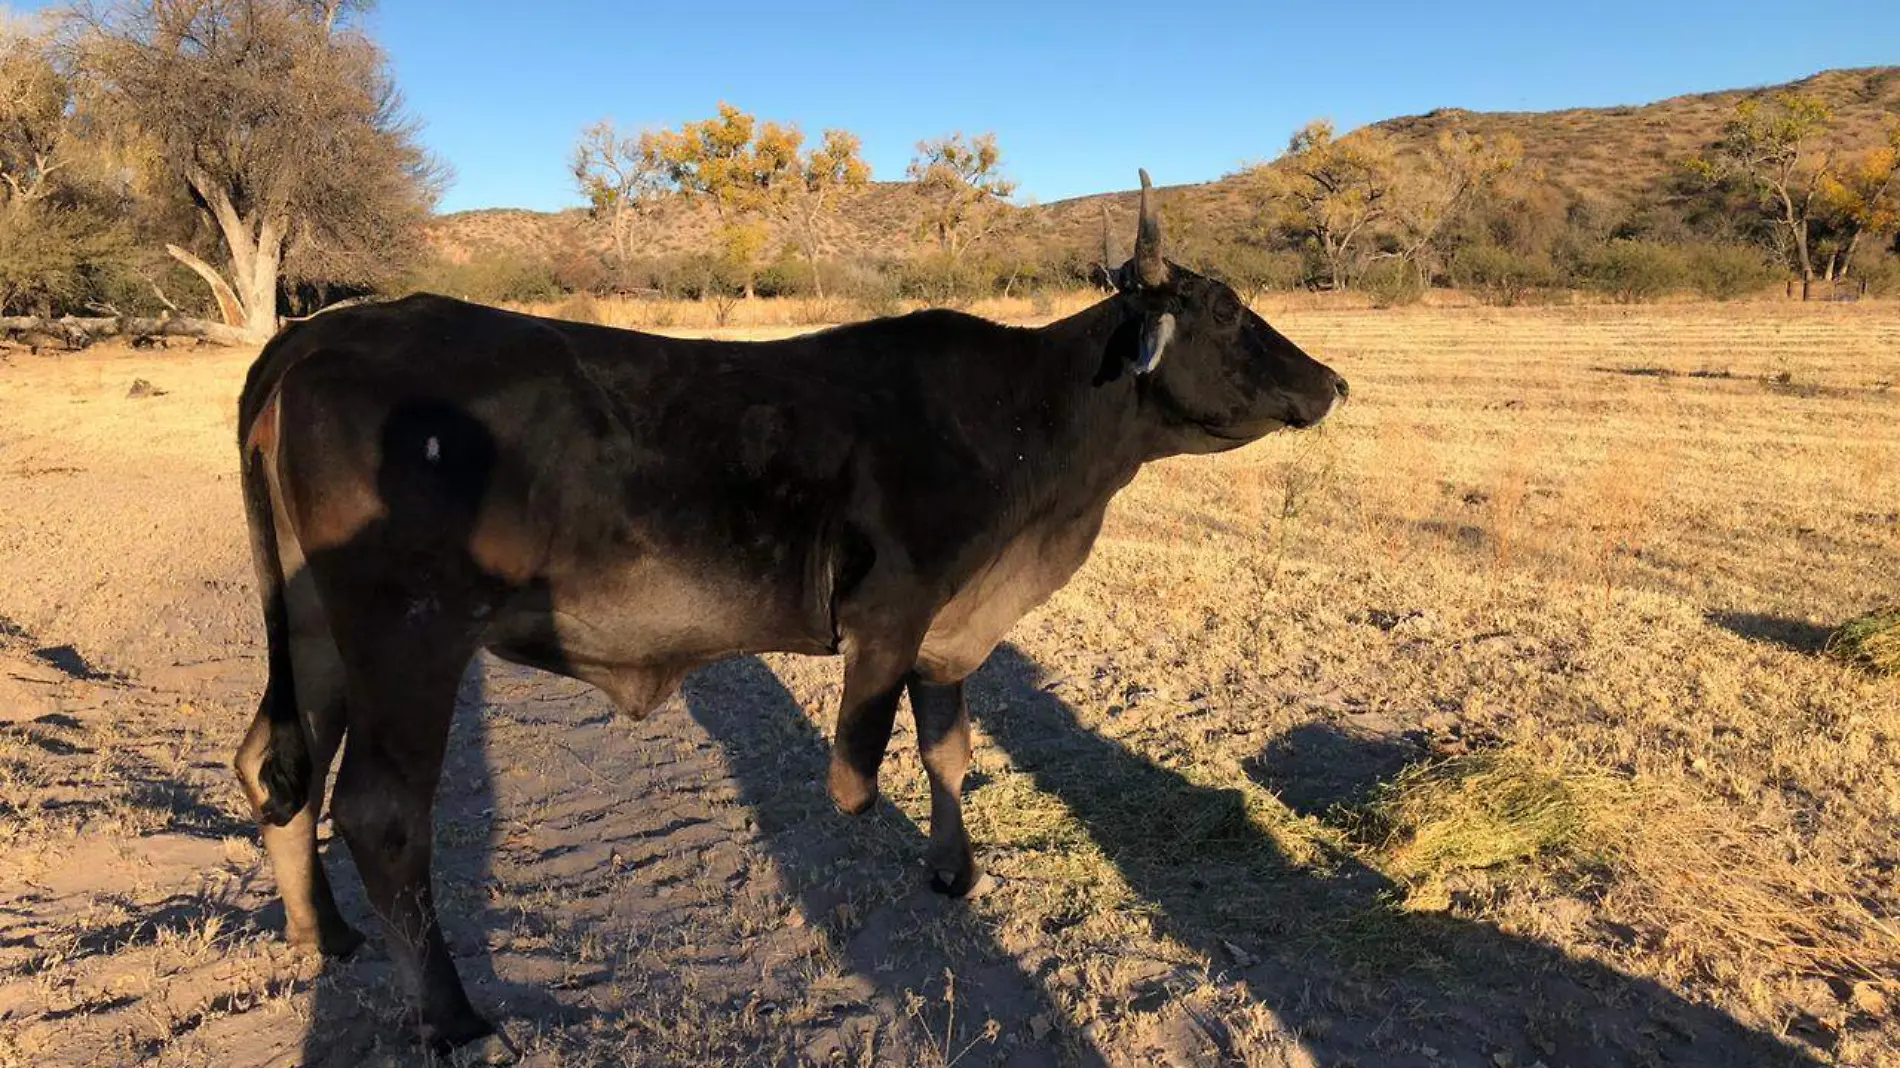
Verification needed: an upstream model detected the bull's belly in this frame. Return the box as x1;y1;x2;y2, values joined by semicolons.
478;557;835;713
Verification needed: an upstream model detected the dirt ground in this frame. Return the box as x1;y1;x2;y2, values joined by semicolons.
0;302;1895;1067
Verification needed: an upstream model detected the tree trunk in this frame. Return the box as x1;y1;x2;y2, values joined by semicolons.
1790;217;1814;299
180;166;283;342
806;245;825;301
237;238;281;343
1839;230;1865;280
165;245;246;327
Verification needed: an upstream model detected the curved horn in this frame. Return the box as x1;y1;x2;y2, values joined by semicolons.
1134;168;1168;288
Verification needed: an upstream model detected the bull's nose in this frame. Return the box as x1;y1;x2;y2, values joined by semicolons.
1334;375;1350;401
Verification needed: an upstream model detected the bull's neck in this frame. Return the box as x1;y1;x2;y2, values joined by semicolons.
1032;295;1156;470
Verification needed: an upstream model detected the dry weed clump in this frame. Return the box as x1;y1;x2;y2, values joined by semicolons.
1829;608;1900;677
1354;751;1626;889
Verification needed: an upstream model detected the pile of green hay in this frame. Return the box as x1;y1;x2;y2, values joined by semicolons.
1829;607;1900;676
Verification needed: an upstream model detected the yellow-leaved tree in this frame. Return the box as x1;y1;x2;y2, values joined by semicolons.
645;104;868;300
907;132;1017;295
1818;123;1900;282
769;129;870;300
1388;130;1521;286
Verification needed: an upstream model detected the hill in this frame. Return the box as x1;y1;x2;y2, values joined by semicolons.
424;67;1900;268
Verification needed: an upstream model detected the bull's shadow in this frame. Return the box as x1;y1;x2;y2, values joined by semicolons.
685;657;1106;1068
298;665;571;1065
967;643;1825;1068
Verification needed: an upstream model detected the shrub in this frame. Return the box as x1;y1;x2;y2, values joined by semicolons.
550;292;603;325
1577;240;1687;303
1451;245;1560;306
1360;259;1426;308
1684;244;1781;301
898;252;987;306
753;251;815;299
409;253;564;305
851;273;904;320
1853;251;1900;297
1207;242;1308;299
0;203;132;317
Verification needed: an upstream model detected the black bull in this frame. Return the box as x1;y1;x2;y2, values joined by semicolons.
230;175;1347;1051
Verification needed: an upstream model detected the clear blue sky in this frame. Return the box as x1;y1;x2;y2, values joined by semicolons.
26;0;1900;213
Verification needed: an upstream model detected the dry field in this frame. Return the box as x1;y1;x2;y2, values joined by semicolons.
0;300;1895;1067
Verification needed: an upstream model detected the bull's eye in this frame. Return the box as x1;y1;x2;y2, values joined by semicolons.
1213;289;1242;325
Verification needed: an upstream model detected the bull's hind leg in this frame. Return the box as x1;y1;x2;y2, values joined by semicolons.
233;630;358;955
234;534;361;955
327;623;492;1051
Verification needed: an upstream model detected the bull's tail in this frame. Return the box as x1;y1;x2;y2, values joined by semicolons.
241;394;310;827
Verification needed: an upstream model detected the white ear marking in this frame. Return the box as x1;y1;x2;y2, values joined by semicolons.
1137;313;1175;375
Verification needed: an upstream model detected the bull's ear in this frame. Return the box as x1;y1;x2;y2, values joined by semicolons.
1136;312;1175;375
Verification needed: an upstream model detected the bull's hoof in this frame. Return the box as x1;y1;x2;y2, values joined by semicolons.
929;859;995;899
288;921;366;959
445;1030;518;1066
827;761;878;816
422;1013;509;1065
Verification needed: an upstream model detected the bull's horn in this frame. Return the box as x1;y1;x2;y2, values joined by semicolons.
1134;169;1168;288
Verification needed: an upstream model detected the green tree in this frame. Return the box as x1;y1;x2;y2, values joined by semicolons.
76;0;442;340
1689;93;1835;295
1247;120;1397;290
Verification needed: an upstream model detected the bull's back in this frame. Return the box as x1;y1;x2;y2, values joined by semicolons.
241;295;851;665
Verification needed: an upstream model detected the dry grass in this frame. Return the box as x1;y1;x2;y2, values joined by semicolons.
1;299;1897;1065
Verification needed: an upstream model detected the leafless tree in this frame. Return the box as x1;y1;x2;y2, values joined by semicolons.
571;119;668;271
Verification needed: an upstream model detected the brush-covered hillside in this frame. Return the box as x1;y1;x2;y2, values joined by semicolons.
424;67;1900;267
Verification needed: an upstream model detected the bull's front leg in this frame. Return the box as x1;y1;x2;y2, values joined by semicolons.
906;675;981;896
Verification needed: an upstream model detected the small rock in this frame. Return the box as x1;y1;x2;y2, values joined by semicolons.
450;1032;519;1066
1222;940;1257;968
1029;1014;1052;1040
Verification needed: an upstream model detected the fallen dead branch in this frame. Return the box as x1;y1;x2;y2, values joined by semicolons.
0;314;248;350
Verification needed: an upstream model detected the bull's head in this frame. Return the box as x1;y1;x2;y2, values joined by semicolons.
1113;170;1347;451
